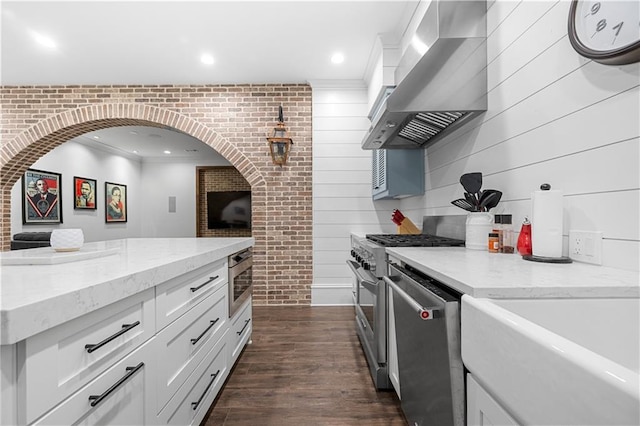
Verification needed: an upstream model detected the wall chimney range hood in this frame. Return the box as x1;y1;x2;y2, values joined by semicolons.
362;0;487;150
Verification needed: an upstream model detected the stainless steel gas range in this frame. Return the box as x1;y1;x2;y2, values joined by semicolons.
348;216;466;391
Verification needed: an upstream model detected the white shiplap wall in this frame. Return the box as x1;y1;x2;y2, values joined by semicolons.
311;0;639;305
400;0;640;271
311;81;400;305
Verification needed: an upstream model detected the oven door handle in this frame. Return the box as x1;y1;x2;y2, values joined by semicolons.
384;276;441;321
346;260;378;291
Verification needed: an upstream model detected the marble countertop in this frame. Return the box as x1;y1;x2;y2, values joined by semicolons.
0;237;254;345
386;247;639;299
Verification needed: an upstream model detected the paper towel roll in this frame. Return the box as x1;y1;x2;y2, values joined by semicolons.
531;186;563;258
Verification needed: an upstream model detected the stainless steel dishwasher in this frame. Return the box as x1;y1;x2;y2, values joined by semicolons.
384;262;465;426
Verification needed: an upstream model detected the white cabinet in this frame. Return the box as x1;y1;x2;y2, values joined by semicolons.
32;338;156;426
387;284;400;399
22;288;156;424
157;334;229;426
229;296;252;364
156;259;227;331
467;374;520;426
372;149;424;200
155;283;227;413
1;248;252;426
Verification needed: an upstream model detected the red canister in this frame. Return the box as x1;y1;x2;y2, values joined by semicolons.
517;217;533;256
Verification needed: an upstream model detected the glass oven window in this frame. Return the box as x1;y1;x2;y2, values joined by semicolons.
358;281;375;331
234;266;252;302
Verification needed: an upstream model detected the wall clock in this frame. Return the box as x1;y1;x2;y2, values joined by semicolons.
568;0;640;65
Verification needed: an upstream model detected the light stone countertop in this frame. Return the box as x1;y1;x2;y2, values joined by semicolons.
386;247;639;299
0;237;254;345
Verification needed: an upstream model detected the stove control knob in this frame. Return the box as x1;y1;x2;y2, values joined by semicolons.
362;262;370;270
351;249;356;258
355;255;361;263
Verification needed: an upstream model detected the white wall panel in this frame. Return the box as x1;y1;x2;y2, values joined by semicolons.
313;143;369;158
312;88;368;104
313;170;371;183
312;83;382;304
313;184;371;198
313;103;369;117
314;196;396;212
429;88;640;188
314;250;353;265
487;0;521;36
313;157;370;171
312;116;370;131
487;1;557;63
312;130;367;143
488;2;568;90
402;0;640;270
428;62;640;170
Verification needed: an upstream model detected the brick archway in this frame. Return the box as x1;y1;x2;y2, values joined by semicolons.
1;84;312;305
0;103;271;301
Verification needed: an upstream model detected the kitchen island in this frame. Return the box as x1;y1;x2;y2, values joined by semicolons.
0;237;254;426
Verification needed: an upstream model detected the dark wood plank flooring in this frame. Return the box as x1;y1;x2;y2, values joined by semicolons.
203;306;406;425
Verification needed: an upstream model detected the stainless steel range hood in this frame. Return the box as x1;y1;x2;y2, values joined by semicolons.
362;0;487;150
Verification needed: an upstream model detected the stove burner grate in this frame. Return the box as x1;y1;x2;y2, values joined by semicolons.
365;234;465;247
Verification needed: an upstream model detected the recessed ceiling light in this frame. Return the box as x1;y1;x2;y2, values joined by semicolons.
163;150;171;155
331;52;345;64
92;136;100;140
200;54;214;65
30;30;57;50
133;150;139;154
129;131;138;135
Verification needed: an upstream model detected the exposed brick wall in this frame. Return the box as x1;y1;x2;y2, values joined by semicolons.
0;84;313;305
197;166;252;238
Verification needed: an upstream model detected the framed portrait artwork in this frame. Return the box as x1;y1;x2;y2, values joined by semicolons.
74;176;97;210
105;182;127;223
22;168;63;224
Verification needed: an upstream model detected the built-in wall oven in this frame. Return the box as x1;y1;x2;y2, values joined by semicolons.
229;248;252;317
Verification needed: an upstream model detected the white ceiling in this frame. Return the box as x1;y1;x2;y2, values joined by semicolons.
1;1;417;158
1;1;417;85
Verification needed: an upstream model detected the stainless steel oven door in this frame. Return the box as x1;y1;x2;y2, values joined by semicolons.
347;260;390;389
229;250;252;317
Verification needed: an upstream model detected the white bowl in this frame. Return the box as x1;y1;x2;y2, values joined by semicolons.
50;229;84;252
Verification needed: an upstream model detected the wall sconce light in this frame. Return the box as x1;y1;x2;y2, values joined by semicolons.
266;105;293;167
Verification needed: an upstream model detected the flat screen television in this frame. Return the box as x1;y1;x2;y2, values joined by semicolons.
206;191;251;229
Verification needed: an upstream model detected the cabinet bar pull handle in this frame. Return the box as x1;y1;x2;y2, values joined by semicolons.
237;318;251;335
85;321;141;353
190;275;219;292
88;362;144;407
191;318;220;345
384;277;441;321
191;369;221;410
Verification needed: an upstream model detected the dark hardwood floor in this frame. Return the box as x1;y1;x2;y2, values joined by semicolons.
203;306;406;425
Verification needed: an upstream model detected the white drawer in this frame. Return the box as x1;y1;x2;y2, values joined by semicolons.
229;296;252;363
32;337;156;426
155;285;227;413
21;288;155;425
157;333;229;426
156;259;228;331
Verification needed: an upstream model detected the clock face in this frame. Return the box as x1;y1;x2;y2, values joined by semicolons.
569;0;640;65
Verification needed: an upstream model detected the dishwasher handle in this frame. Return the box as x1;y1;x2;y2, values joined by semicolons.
384;276;441;321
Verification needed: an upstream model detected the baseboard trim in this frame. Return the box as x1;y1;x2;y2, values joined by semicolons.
311;284;354;306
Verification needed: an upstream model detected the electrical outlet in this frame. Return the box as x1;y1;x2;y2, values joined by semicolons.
569;230;603;265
